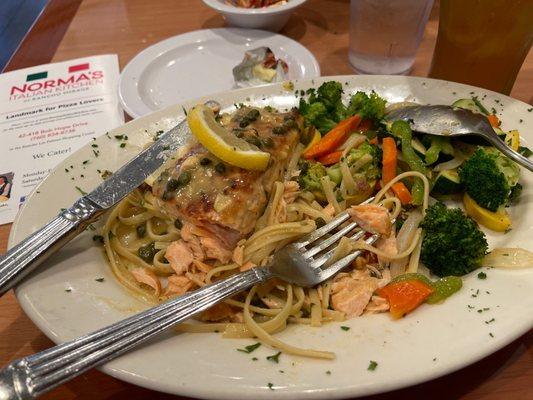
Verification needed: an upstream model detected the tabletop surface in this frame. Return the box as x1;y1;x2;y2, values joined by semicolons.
0;0;531;399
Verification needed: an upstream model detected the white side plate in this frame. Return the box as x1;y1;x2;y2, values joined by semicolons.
118;28;320;118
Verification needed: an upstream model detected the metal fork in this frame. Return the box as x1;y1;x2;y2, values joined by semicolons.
0;211;381;399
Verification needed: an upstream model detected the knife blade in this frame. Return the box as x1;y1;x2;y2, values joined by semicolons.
0;117;191;297
87;118;191;208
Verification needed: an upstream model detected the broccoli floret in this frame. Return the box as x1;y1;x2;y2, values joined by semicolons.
316;81;343;111
299;82;387;134
459;147;520;211
420;202;488;277
346;142;382;181
298;101;337;134
298;160;326;193
346;91;386;123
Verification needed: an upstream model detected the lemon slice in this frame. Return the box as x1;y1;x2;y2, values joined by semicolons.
463;193;511;232
187;104;270;171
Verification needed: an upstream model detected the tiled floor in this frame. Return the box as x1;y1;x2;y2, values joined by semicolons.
0;0;48;71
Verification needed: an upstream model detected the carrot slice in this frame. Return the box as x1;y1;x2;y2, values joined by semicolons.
391;182;412;204
382;137;397;184
317;150;343;166
487;114;501;128
382;136;412;205
304;114;362;159
377;280;434;319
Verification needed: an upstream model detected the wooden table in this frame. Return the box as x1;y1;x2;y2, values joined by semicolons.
1;1;531;399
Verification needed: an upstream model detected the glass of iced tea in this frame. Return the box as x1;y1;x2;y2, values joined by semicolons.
429;0;533;95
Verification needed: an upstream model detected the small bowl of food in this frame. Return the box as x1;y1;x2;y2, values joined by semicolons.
203;0;307;32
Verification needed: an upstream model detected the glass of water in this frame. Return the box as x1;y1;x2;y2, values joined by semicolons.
349;0;434;75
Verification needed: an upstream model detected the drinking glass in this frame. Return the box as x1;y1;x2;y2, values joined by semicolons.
349;0;434;75
428;0;533;95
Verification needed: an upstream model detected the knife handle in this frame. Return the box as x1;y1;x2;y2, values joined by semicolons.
0;197;104;297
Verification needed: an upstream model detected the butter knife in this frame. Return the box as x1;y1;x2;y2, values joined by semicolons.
0;118;191;297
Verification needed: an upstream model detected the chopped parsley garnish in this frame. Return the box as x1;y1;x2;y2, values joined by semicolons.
120;143;126;148
75;186;87;195
485;318;495;324
114;134;124;140
266;352;281;363
252;357;258;361
101;170;113;180
477;272;487;279
489;332;494;337
340;326;350;331
367;361;378;371
326;370;331;375
82;160;89;165
91;143;98;148
237;342;261;353
65;288;72;292
95;277;105;282
267;383;274;390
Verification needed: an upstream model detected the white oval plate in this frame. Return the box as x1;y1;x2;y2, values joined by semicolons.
12;76;533;399
118;28;320;118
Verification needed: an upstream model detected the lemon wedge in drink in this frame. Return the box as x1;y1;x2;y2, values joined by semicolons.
187;104;270;171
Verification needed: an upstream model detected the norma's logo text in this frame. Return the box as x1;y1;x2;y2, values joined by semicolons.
10;63;104;96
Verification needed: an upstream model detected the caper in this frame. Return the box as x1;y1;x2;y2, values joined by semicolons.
315;217;326;228
232;128;245;138
246;108;260;121
284;119;298;130
215;162;226;174
136;224;146;238
246;136;262;148
174;219;183;229
272;126;287;135
200;157;211;166
166;178;179;192
262;137;274;148
239;118;250;128
177;171;191;186
138;242;156;263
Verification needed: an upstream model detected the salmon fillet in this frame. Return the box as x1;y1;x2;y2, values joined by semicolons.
152;106;303;248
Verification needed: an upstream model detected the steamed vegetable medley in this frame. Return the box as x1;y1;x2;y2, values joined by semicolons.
296;81;530;319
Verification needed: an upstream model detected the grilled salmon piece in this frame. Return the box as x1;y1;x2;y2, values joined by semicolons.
152;106;302;248
348;204;392;237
